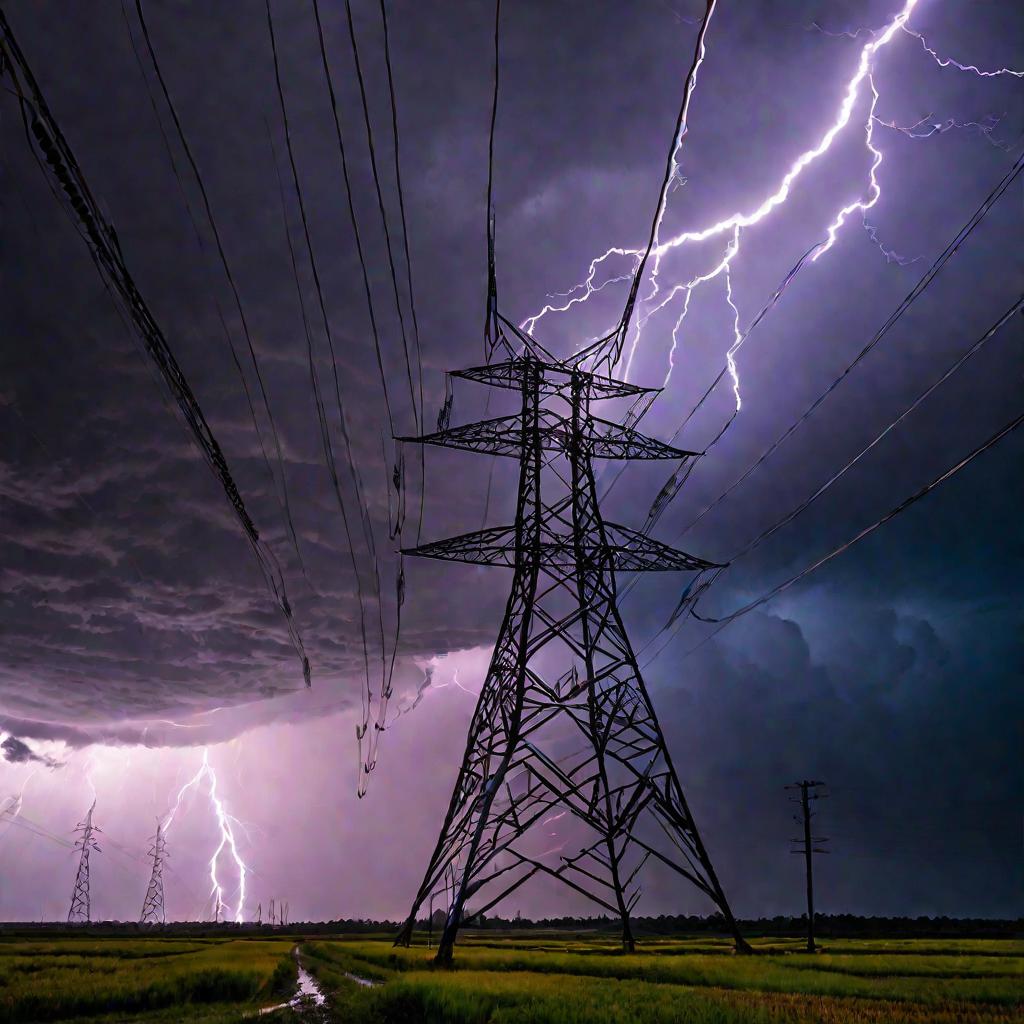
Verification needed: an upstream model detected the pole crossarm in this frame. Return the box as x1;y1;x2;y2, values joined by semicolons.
395;353;748;963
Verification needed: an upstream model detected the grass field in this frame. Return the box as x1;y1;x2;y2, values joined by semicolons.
301;935;1024;1024
0;933;1020;1022
0;937;296;1023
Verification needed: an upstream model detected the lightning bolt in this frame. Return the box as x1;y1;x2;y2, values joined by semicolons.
449;667;477;696
163;749;248;924
0;772;35;839
903;26;1024;78
523;0;1020;405
876;111;1011;152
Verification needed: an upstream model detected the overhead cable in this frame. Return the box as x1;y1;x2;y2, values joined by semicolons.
0;7;310;683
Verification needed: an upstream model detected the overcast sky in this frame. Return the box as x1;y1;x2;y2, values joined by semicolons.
1;0;1022;923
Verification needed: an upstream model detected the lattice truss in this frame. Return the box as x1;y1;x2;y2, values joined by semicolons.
397;355;746;960
67;802;101;924
139;823;167;925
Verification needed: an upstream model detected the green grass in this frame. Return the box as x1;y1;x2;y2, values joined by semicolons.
0;937;296;1023
315;969;1024;1024
2;933;1020;1023
301;936;1023;1024
307;938;1024;1004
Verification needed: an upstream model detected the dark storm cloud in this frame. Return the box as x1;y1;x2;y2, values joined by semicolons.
0;735;62;769
645;592;1024;917
1;0;1022;917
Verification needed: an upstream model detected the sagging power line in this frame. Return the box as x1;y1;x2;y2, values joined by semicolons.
0;8;311;686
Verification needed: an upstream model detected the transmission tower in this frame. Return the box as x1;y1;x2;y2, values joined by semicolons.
395;352;748;963
139;822;167;925
67;801;101;924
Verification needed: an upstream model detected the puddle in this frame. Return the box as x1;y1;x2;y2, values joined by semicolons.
257;946;327;1016
344;970;376;988
295;959;326;1004
255;945;380;1015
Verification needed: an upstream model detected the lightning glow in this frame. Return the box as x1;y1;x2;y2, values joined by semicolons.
163;749;248;924
523;0;1020;406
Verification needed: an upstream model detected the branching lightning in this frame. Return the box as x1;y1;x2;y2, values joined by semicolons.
522;0;1021;407
875;111;1011;151
163;749;248;924
903;26;1024;78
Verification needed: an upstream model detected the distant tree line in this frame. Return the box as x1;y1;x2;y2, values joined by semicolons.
1;913;1020;939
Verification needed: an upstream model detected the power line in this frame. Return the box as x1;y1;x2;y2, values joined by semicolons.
483;0;504;360
667;148;1024;543
641;395;1024;666
478;0;508;532
343;0;418;433
726;292;1024;566
307;0;411;793
265;1;384;746
378;0;427;544
364;0;427;783
311;0;396;437
580;0;719;371
696;402;1024;625
0;7;310;684
617;147;1024;557
266;119;376;739
132;0;312;590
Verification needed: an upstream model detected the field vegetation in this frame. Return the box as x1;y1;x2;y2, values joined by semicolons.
0;932;1020;1023
301;935;1024;1024
0;936;295;1023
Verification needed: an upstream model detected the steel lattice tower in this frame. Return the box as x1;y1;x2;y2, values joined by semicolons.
395;353;748;963
67;801;101;924
139;823;167;925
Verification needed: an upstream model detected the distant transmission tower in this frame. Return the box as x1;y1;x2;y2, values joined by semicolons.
139;823;167;925
395;352;748;963
67;801;101;924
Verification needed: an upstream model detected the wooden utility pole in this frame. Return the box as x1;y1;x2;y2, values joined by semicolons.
786;780;828;952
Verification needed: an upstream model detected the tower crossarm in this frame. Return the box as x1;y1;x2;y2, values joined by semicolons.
404;521;716;571
398;414;525;458
452;359;657;400
400;412;697;462
583;417;697;461
602;523;719;570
